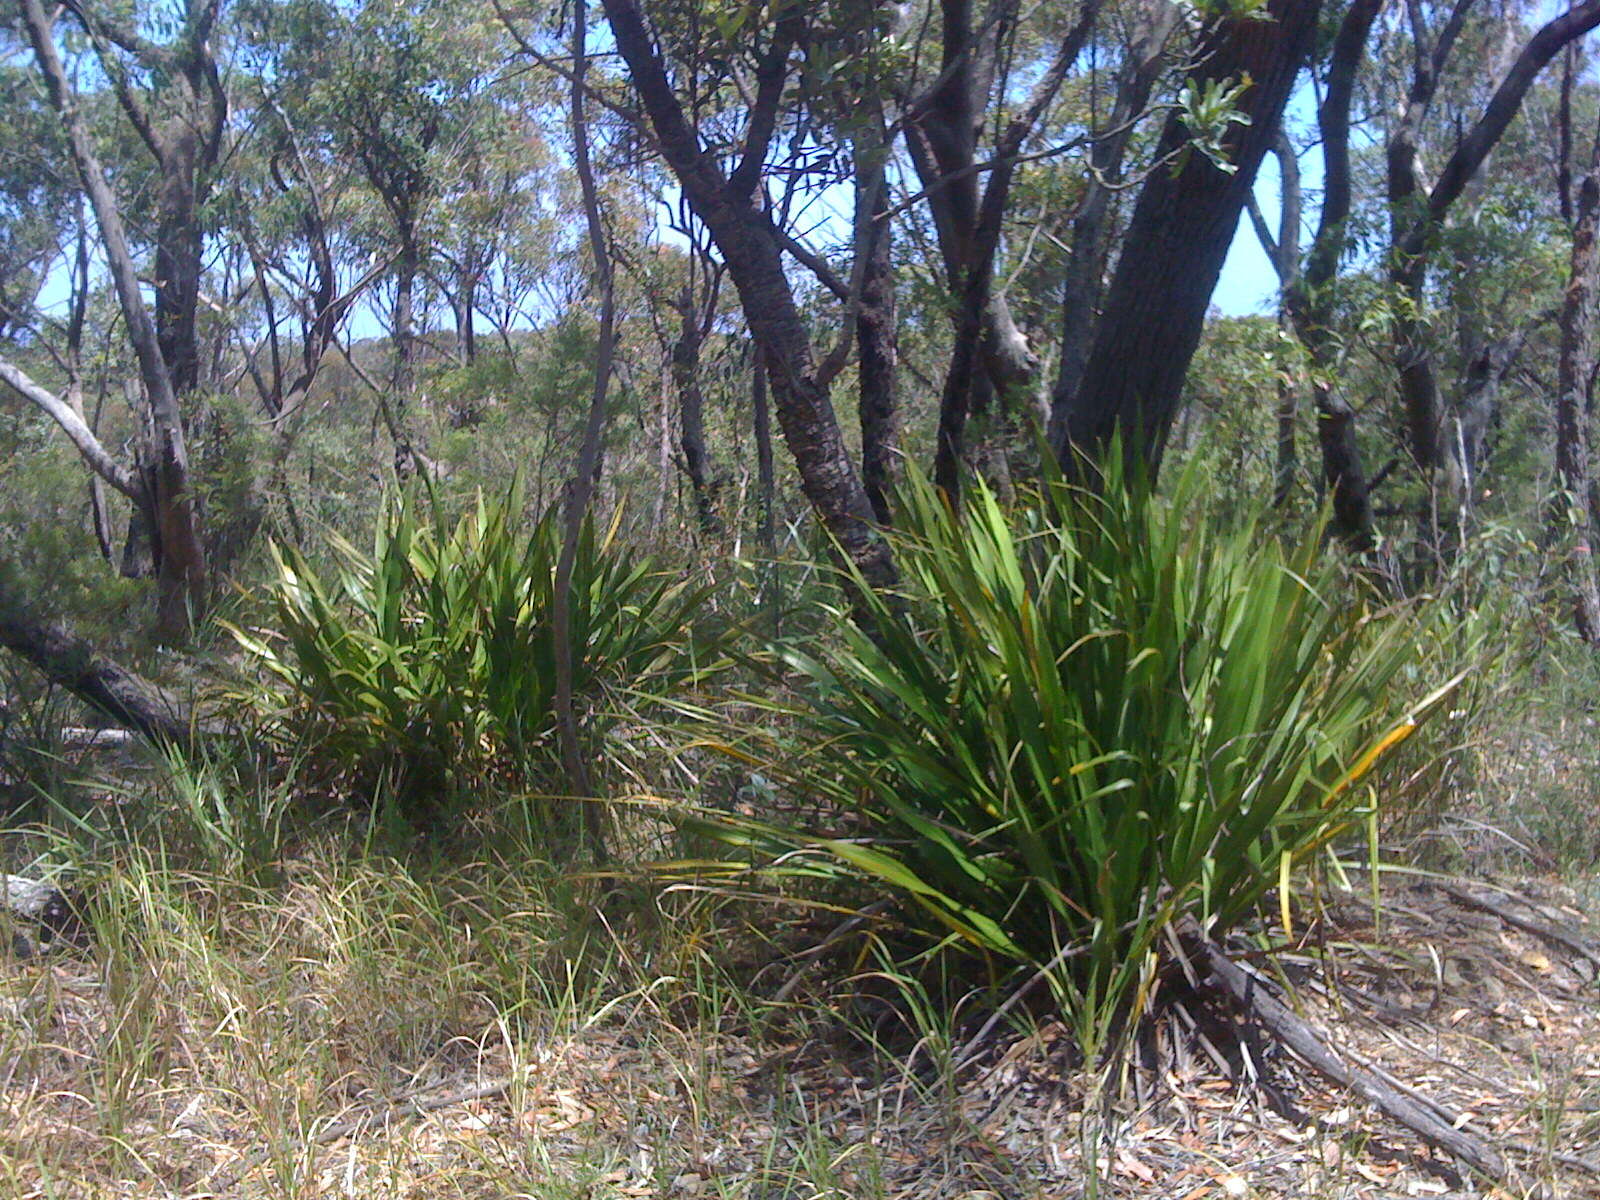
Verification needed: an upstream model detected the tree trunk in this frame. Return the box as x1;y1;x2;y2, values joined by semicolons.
553;0;615;852
1058;0;1320;476
653;350;673;534
602;0;894;593
1553;167;1600;643
392;231;420;476
672;288;720;532
154;126;204;399
753;361;775;551
20;0;207;640
1050;0;1179;449
1386;0;1600;563
853;121;898;525
1287;0;1382;552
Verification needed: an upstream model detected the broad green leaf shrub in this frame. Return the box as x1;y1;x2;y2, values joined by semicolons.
709;464;1451;1044
229;486;708;828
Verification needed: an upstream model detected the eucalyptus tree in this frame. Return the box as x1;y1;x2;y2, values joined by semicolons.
600;0;898;589
1377;1;1600;564
1054;0;1320;475
273;0;505;473
9;0;212;639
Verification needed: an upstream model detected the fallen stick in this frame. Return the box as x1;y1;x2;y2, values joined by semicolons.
1179;918;1513;1189
1434;880;1600;976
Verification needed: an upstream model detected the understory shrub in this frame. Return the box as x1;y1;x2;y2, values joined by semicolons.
706;463;1455;1047
229;485;709;826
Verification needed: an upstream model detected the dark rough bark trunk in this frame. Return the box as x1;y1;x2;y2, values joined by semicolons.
154;126;203;398
1553;170;1600;643
602;0;894;593
0;564;196;745
1059;0;1320;475
853;127;898;525
1050;0;1179;448
1387;0;1600;558
672;289;720;532
753;361;775;550
1288;0;1382;552
917;0;1097;497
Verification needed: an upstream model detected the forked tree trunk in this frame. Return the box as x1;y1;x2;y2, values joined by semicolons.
1058;0;1320;475
603;0;894;592
20;0;207;641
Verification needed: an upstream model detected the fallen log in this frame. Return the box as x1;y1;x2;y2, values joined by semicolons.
1178;917;1515;1190
0;563;199;746
1435;879;1600;976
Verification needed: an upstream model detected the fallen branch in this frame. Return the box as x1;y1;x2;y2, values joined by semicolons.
1179;917;1514;1189
1434;880;1600;976
0;563;201;747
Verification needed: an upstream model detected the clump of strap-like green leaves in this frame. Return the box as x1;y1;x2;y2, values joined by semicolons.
231;485;708;826
719;460;1453;1045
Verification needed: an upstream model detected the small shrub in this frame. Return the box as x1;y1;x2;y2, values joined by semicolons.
707;462;1452;1047
230;484;709;828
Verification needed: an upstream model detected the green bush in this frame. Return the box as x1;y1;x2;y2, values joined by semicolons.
710;463;1453;1044
229;484;709;827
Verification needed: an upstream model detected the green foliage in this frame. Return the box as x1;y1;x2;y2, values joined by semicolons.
229;484;710;827
705;464;1452;1043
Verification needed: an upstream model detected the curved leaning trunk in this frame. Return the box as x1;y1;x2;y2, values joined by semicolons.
601;0;894;593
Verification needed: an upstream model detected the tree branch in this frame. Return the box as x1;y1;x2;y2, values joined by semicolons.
0;353;139;499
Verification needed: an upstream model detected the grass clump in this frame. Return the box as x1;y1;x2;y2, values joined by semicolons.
229;483;710;829
715;464;1454;1048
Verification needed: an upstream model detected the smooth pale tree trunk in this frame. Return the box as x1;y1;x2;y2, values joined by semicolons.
553;0;616;852
391;233;421;477
1058;0;1320;476
19;0;207;640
